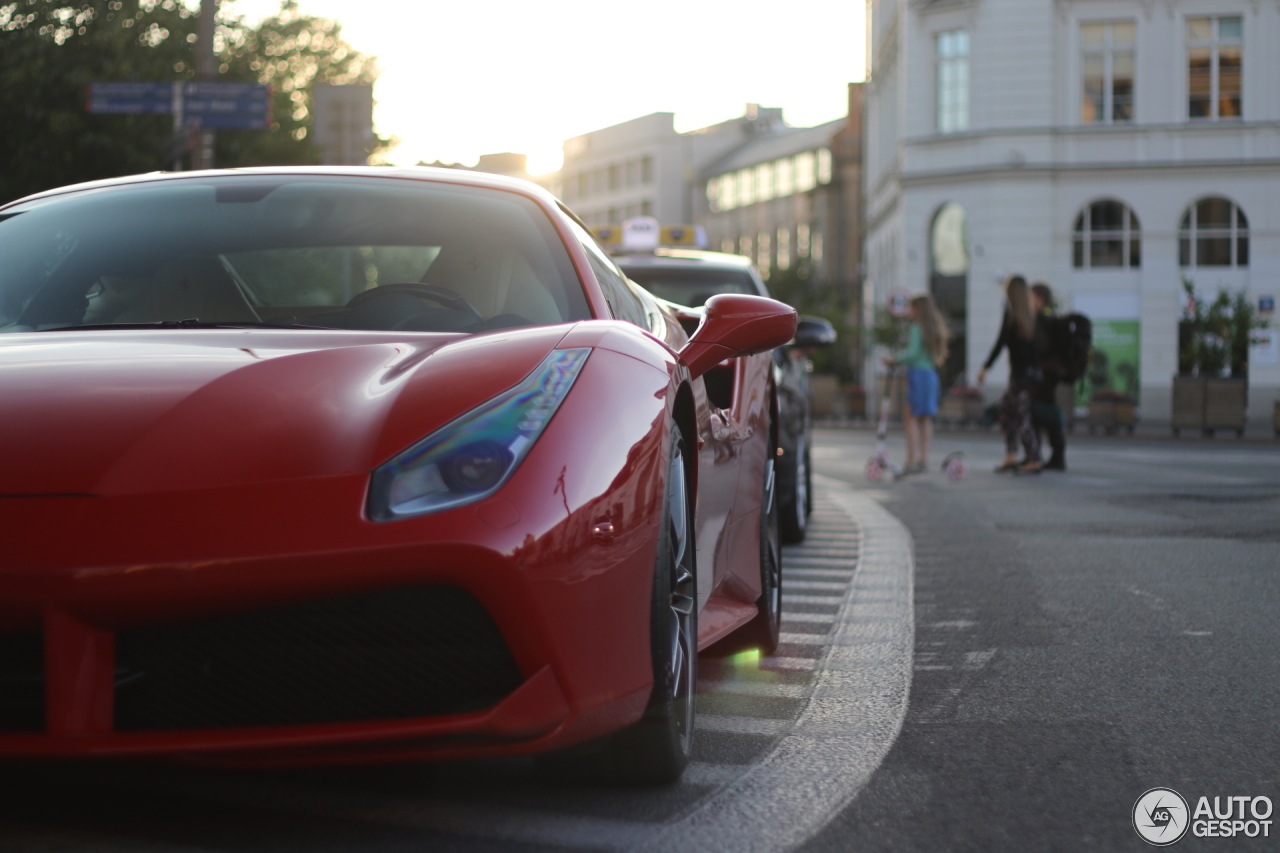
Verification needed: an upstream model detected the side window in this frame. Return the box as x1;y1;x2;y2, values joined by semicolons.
561;213;649;328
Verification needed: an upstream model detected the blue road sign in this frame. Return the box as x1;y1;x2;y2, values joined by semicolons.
88;81;271;128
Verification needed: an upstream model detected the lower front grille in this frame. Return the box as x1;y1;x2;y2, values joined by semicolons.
115;585;523;731
0;632;43;731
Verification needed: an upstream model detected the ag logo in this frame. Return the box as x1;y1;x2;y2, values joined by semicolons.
1134;788;1190;846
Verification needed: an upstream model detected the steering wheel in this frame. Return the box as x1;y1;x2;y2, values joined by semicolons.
345;283;483;322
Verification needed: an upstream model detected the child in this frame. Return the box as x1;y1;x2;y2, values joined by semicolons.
885;293;950;474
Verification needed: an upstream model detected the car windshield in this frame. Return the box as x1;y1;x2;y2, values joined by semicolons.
0;175;590;334
620;265;758;307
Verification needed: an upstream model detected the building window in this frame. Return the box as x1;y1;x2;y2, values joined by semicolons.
777;227;791;269
738;168;756;207
817;148;833;184
1179;197;1248;267
640;199;653;217
739;235;753;257
936;29;969;134
640;156;653;184
1081;21;1135;124
1188;16;1242;120
757;231;771;279
607;207;619;224
625;160;637;187
811;229;823;265
756;162;774;202
775;157;794;196
576;172;589;199
608;164;620;191
721;238;735;254
1073;200;1141;269
796;222;811;258
718;174;737;210
795;152;816;193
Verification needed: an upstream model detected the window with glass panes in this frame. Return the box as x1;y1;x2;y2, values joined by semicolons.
1188;16;1242;120
1073;200;1141;269
1179;198;1248;267
1081;21;1135;123
936;29;970;134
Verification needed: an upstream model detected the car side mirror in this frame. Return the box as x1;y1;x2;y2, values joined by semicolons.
794;315;837;348
678;294;797;380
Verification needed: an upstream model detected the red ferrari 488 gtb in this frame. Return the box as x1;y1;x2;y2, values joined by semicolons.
0;167;795;782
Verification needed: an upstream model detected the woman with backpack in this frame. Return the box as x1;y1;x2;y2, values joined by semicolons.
884;293;950;474
977;275;1042;473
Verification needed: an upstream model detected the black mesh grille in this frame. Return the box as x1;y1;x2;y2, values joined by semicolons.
0;631;44;731
115;585;523;731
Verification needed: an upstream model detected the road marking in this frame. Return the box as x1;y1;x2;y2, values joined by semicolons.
630;475;914;853
783;594;845;605
781;611;837;624
964;649;996;670
925;620;977;629
783;580;849;592
784;568;857;579
702;681;809;699
778;632;826;645
759;656;821;671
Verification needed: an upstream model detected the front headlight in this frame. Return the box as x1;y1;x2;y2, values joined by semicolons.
368;347;590;521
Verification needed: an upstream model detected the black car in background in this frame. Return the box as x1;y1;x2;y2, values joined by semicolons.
617;249;835;543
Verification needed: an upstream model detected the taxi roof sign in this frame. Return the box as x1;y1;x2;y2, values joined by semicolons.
590;217;707;251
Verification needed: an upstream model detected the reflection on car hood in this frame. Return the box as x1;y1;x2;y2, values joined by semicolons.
0;326;571;496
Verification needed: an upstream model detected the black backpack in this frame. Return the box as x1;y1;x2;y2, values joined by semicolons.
1053;313;1092;382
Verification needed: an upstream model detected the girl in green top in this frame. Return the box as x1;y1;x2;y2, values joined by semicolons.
884;294;950;474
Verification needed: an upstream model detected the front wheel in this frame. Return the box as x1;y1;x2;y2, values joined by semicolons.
779;435;808;544
739;453;782;655
608;428;698;784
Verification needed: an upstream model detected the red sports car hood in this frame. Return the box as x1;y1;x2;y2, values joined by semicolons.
0;326;573;496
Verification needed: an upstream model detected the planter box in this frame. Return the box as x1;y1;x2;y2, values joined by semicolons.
1172;376;1206;434
1171;376;1247;437
1087;400;1136;434
1204;377;1247;436
809;374;840;417
844;388;867;420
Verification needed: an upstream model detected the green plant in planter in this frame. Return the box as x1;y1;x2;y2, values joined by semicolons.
1179;280;1269;377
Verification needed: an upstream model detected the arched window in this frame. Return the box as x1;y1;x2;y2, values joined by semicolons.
1073;200;1140;268
1179;197;1248;267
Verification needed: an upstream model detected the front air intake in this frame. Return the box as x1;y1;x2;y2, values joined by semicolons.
115;585;523;731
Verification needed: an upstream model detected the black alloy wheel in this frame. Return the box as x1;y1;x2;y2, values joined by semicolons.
779;434;809;544
741;446;782;655
609;428;698;783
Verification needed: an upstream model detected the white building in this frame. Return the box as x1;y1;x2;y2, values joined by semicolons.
863;0;1280;429
541;107;787;227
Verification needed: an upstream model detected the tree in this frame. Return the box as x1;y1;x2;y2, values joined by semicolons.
0;0;387;205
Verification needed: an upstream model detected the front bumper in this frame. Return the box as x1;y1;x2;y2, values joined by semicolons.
0;351;673;764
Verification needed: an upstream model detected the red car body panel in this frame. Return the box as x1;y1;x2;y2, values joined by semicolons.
0;167;791;764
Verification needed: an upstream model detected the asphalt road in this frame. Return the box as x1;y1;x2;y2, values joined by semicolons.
2;427;1277;851
804;426;1280;852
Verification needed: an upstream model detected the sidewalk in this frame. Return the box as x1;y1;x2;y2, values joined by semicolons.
815;415;1280;444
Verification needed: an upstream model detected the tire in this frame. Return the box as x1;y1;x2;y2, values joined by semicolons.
607;428;698;784
779;435;808;544
803;443;813;518
740;453;782;656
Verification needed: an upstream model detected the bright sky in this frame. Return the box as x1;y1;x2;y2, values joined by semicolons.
223;0;866;175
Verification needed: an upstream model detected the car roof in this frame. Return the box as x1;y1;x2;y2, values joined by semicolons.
1;165;562;210
613;248;756;271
